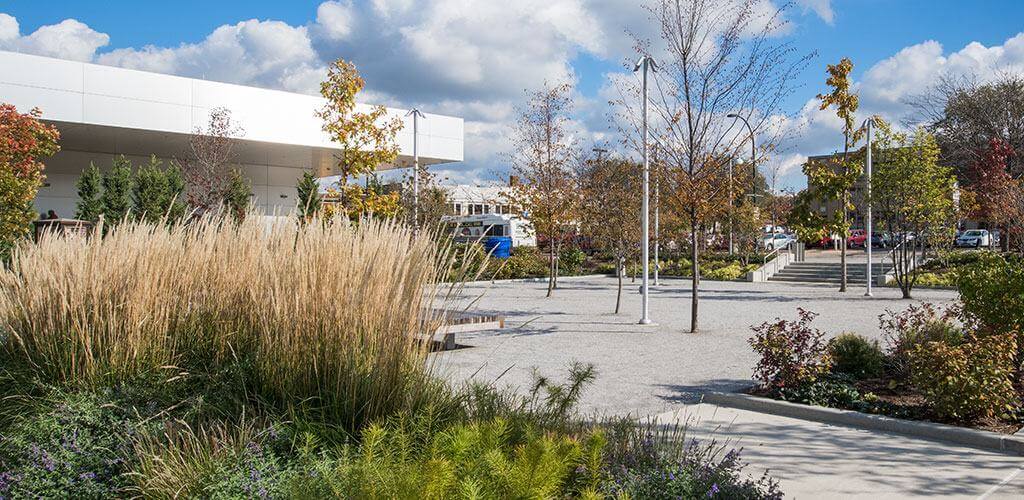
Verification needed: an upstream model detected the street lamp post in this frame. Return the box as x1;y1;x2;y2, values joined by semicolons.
405;108;425;233
863;117;875;296
654;156;660;286
635;55;657;325
728;157;735;254
727;113;757;201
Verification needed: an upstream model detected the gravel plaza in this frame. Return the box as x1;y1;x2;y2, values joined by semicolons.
433;275;1024;498
433;273;959;418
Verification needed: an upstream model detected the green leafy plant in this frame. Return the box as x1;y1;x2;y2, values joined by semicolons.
132;156;186;224
829;333;883;379
908;334;1018;421
101;155;133;226
221;168;251;223
296;170;322;223
558;247;586;275
879;303;964;377
749;309;832;392
75;162;104;222
957;252;1024;353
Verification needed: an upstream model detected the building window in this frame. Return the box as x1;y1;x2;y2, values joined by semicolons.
453;203;462;215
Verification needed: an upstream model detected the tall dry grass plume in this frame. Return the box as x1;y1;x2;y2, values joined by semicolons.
0;213;459;431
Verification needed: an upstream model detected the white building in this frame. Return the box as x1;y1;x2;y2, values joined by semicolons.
442;184;535;247
446;184;515;216
0;50;464;217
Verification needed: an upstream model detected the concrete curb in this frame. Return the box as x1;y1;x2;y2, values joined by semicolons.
460;273;612;286
702;391;1024;456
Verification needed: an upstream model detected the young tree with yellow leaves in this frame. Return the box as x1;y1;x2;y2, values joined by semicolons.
799;58;864;292
316;59;404;219
506;82;580;298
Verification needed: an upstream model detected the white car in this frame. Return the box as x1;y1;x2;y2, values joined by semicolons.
761;233;795;250
955;229;991;248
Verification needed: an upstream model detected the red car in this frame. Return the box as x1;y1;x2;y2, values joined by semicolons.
847;229;867;248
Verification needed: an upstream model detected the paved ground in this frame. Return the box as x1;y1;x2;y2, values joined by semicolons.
430;261;1021;499
432;274;958;417
652;404;1024;499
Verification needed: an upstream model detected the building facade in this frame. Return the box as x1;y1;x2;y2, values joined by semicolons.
0;50;464;218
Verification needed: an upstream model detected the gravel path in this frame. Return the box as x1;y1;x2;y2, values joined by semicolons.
431;275;958;418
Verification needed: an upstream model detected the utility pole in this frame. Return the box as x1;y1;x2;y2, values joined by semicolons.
729;157;735;254
654;150;660;286
863;117;874;297
634;55;657;325
406;108;425;233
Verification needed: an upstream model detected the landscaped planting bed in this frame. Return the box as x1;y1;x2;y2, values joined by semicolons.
747;252;1024;435
0;215;782;499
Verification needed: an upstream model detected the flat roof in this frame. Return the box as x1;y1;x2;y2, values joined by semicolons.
0;50;463;172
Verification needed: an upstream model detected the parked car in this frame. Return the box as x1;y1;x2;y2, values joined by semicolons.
955;229;991;248
847;229;867;248
761;233;795;250
868;232;891;248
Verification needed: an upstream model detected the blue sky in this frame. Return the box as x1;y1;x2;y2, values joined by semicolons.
4;1;1024;189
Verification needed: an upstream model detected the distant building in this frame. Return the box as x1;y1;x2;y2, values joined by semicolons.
445;184;516;216
804;152;869;229
441;183;535;247
0;50;463;217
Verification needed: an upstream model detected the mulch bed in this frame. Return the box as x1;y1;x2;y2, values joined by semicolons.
747;378;1023;435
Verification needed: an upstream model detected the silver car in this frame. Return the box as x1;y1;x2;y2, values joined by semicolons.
955;229;991;248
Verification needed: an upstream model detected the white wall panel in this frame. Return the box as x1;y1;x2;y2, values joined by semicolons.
85;64;191;105
0;51;83;92
83;94;192;133
0;83;83;122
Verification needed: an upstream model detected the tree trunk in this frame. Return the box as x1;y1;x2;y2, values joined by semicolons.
547;243;555;297
690;222;700;333
553;243;559;289
615;257;623;314
839;200;848;292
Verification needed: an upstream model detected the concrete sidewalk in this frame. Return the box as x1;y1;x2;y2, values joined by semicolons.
653;404;1024;499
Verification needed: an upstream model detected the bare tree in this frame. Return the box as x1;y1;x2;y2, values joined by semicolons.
505;82;580;297
185;107;244;213
580;152;642;313
906;73;1024;180
620;0;810;332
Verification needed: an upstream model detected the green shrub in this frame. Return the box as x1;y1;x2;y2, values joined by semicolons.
0;391;134;498
749;309;832;392
829;333;884;379
704;263;745;281
289;417;604;498
957;252;1024;341
908;334;1018;421
779;373;861;408
912;271;955;287
492;246;548;279
879;303;964;377
559;247;586;275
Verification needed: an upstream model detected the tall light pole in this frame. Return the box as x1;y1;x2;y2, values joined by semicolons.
653;148;661;286
635;55;657;325
863;117;875;297
727;113;758;209
406;108;425;233
728;157;735;254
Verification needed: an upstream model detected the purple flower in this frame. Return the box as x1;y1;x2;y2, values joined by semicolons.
707;483;720;497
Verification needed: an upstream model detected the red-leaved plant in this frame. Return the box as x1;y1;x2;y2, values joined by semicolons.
749;309;832;392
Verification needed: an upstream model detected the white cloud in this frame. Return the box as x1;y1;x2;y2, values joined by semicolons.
796;0;834;25
97;19;320;93
0;16;108;61
769;33;1024;191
